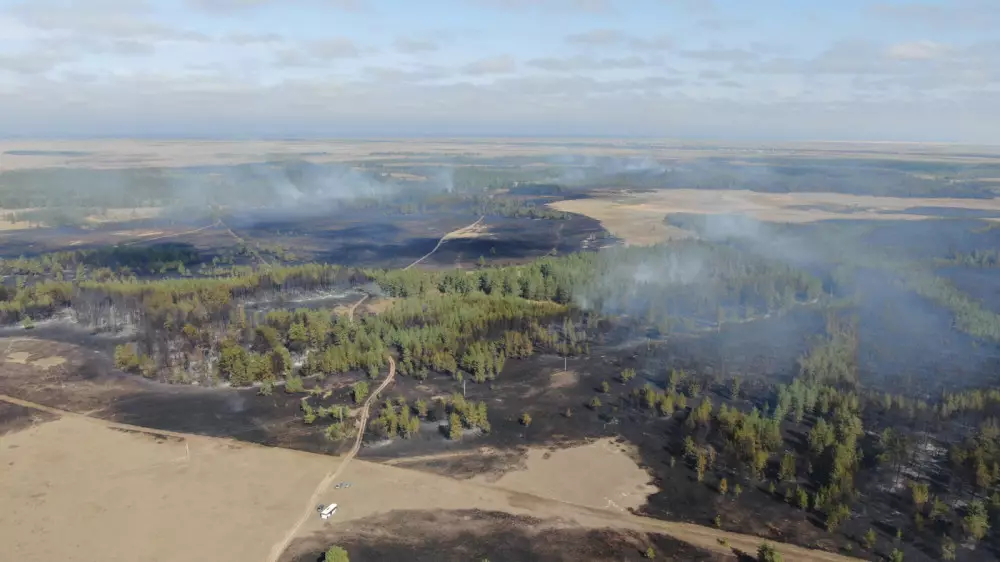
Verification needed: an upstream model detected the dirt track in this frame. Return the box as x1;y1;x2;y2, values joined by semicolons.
346;293;369;321
404;215;484;270
264;355;397;562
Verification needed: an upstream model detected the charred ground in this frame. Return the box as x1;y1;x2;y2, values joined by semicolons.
3;144;1000;561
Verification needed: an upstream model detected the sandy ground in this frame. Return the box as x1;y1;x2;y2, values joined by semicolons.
475;438;658;512
288;451;860;562
3;139;998;171
0;217;35;230
0;415;334;562
551;188;1000;245
0;394;861;562
362;297;397;315
0;206;163;229
549;369;580;389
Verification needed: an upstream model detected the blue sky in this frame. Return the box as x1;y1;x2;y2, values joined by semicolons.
0;0;997;141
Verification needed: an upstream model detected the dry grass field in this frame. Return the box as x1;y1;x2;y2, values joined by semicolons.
0;415;334;562
551;188;1000;245
0;337;862;562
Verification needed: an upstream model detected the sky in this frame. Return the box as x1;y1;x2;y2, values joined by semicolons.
0;0;997;142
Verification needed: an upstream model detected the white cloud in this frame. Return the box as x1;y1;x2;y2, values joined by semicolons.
393;37;439;54
886;41;952;61
527;55;663;72
0;0;997;141
461;56;517;75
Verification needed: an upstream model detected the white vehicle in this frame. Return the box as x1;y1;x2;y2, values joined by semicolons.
320;503;338;520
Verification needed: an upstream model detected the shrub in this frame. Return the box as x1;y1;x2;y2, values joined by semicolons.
352;381;369;403
284;375;305;393
757;542;782;562
325;545;349;562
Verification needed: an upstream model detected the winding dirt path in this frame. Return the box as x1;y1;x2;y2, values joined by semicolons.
403;215;484;270
345;293;369;322
264;355;396;562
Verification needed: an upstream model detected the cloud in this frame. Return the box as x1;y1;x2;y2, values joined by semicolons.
275;37;361;66
0;0;996;142
527;55;662;72
362;65;451;83
886;41;952;61
871;0;1000;31
461;55;517;75
566;29;673;51
566;29;629;46
226;32;285;45
479;0;614;13
394;37;439;54
0;52;72;75
1;70;997;143
6;0;209;42
310;38;361;58
680;46;758;63
189;0;365;11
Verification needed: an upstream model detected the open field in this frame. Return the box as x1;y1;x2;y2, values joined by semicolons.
473;438;658;512
0;336;861;562
3;139;1000;561
3;138;1000;171
0;413;334;562
551;188;1000;245
0;394;863;562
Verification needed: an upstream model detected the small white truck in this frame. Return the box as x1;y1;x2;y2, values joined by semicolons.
319;503;338;520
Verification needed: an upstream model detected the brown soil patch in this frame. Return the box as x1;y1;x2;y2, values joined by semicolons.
0;217;35;230
476;438;657;512
0;416;334;562
30;356;66;369
552;189;1000;245
5;351;32;364
549;369;580;389
362;297;397;315
443;220;489;240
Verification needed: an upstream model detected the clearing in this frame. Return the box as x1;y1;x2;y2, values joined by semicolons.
0;415;333;562
474;438;658;512
551;189;1000;245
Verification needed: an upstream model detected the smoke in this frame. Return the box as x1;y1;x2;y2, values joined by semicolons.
549;154;669;186
225;393;247;413
161;159;453;222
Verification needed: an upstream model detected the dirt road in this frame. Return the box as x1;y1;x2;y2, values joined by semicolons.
346;293;369;321
264;355;397;562
404;215;484;270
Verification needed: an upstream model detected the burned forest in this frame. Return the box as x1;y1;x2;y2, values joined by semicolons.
3;141;1000;562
